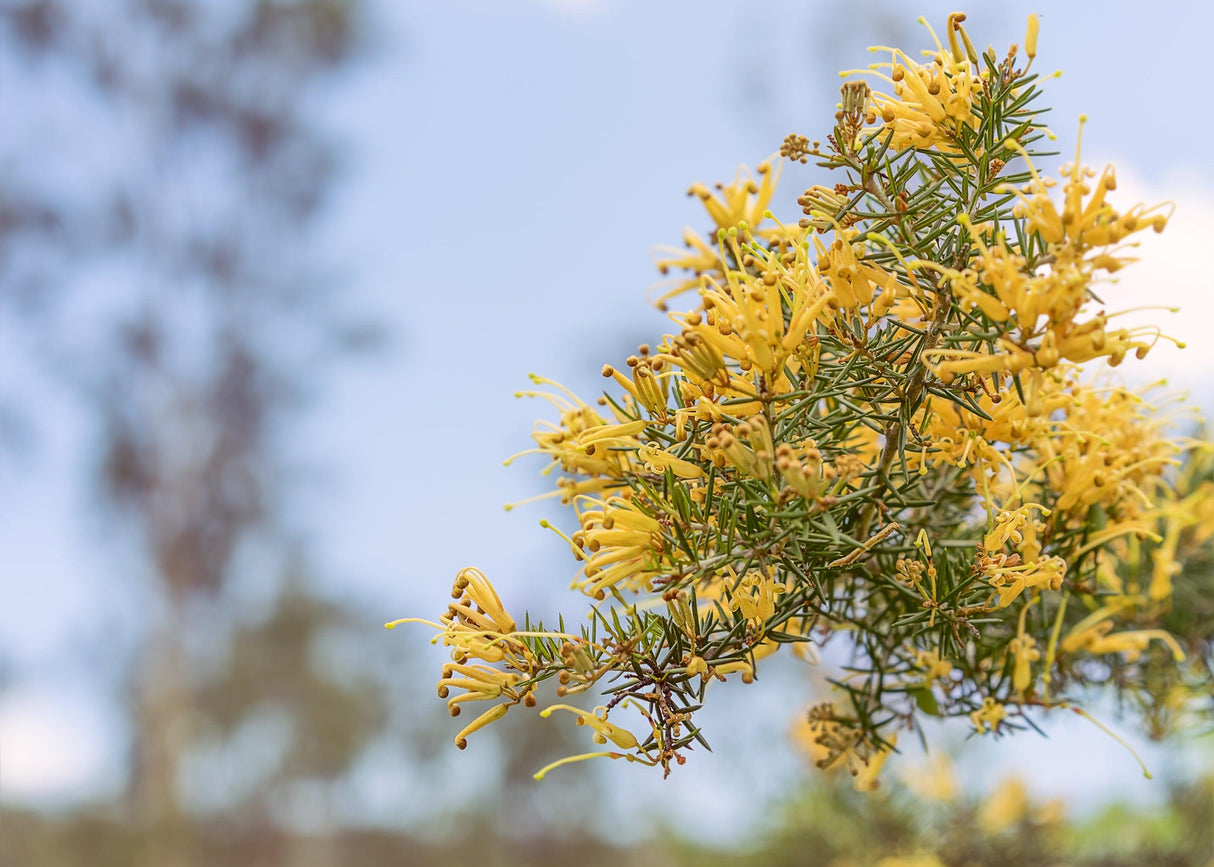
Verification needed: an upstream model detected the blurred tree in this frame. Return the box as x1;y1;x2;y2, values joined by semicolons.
662;773;1214;867
0;3;610;862
180;568;391;866
0;1;373;865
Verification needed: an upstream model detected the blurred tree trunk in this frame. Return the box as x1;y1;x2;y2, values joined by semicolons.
1;3;369;863
131;615;194;867
287;823;338;867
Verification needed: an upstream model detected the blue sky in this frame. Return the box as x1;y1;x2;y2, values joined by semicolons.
3;0;1213;835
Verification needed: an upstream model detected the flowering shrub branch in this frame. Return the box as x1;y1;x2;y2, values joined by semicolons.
391;12;1214;787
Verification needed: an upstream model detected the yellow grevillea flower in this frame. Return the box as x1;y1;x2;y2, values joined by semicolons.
706;415;777;481
437;661;522;712
971;697;1007;734
652;227;723;309
1038;384;1179;519
984;504;1051;553
709;658;757;683
392;566;524;665
912;384;1055;487
1147;476;1214;600
688;160;779;235
666;326;728;386
638;442;703;479
925;343;1033;386
851;15;984;153
775;440;828;500
508;376;640;499
450;567;514;631
672;226;831;384
530;701;664;780
602;357;669;420
1149;512;1184;602
985;556;1067;609
1005;120;1170;251
1010;634;1040;695
650;162;780;309
798;701;896;790
796;184;850;231
574;495;669;598
979;776;1029;833
1062;618;1185;663
1024;13;1039;60
729;566;787;628
814;228;900;313
916;648;953;683
685;654;709;680
451;704;510;751
540;704;640;749
389;568;583;748
923;165;1181;383
791;715;841;774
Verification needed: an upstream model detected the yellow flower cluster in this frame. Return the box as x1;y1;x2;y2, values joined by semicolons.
652;161;780;310
861;13;985;152
798;702;895;791
387;568;540;749
926;148;1178;387
574;495;670;599
977;776;1065;834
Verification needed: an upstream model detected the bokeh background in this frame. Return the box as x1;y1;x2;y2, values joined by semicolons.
2;1;1211;865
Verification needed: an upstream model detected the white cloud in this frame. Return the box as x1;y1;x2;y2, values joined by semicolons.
0;688;117;807
1086;159;1214;412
